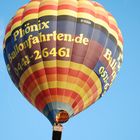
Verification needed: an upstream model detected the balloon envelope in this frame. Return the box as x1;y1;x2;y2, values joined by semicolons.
3;0;123;124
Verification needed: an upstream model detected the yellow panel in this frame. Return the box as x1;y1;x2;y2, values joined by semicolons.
28;81;95;109
19;60;102;91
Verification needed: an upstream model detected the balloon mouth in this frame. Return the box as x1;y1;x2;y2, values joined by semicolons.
55;110;69;124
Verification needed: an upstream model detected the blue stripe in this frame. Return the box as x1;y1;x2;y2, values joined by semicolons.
43;102;74;124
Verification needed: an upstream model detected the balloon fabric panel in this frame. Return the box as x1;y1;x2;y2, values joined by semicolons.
3;0;123;124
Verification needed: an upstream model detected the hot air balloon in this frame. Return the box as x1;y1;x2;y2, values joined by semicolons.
3;0;123;139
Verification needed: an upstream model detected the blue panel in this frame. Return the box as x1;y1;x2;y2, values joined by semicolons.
43;102;74;125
